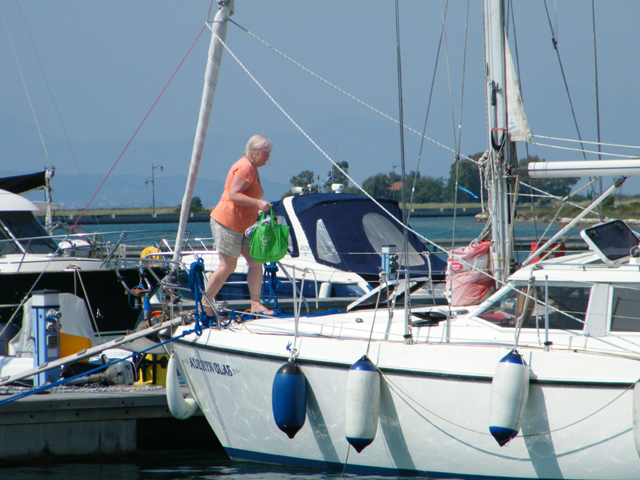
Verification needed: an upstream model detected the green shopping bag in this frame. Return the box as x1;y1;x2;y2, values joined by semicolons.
249;208;290;263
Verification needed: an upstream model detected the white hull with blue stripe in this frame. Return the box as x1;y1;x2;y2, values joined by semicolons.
163;1;640;478
169;250;640;480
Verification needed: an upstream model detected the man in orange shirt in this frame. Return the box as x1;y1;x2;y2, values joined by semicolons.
204;135;275;316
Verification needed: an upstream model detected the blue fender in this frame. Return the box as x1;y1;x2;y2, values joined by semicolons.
272;361;307;439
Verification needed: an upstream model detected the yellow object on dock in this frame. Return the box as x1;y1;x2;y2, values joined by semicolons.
60;331;92;363
136;354;169;387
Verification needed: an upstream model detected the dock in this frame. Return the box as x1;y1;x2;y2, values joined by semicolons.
0;384;220;466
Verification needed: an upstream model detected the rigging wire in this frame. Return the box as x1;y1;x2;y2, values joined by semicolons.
0;5;51;167
520;179;595;210
216;16;628;308
402;0;457;316
447;0;471;334
534;135;640;150
228;19;480;166
73;268;103;343
13;1;93;206
70;22;209;230
591;0;604;219
529;140;640;159
408;1;450;218
394;0;407;225
541;0;600;208
444;0;460;265
507;1;538;242
450;0;471;254
365;276;386;357
513;178;609;245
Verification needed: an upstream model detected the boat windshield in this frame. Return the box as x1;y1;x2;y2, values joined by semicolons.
610;284;640;332
0;212;58;255
0;226;21;255
316;219;340;264
362;212;425;266
476;284;590;331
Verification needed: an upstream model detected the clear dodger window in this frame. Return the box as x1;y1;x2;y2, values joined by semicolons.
316;219;340;264
362;212;425;266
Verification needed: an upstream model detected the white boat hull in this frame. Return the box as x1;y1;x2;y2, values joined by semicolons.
170;321;640;479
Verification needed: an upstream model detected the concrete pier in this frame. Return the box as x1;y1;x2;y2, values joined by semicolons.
0;385;220;465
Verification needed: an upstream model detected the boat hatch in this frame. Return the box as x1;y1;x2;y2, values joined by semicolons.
580;220;640;264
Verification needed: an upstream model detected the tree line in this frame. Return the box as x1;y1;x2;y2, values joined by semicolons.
287;153;579;204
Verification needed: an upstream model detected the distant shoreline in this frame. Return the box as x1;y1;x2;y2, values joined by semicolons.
38;205;640;226
39;206;485;225
43;213;211;225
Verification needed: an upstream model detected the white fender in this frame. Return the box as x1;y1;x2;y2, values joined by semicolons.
166;352;198;420
345;355;380;453
489;350;530;446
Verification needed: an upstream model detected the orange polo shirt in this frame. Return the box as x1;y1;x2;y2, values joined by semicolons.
211;156;264;233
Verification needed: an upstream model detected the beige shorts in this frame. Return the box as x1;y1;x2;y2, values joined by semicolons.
211;219;251;258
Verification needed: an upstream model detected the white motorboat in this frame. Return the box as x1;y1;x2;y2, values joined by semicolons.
0;175;162;341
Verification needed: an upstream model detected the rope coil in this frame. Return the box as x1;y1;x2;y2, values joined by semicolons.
189;258;216;334
261;262;280;308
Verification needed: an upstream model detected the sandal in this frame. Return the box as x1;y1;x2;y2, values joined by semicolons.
203;296;228;311
252;308;278;317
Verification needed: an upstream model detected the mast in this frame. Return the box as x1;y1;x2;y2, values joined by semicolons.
483;0;517;286
171;1;234;271
44;166;55;231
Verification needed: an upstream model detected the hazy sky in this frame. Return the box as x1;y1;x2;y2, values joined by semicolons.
2;0;640;202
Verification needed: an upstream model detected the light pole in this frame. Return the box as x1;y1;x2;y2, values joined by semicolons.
392;163;400;201
145;163;163;216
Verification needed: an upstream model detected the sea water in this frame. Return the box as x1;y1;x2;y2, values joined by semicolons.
3;449;488;480
80;216;562;247
75;216;564;269
1;449;450;480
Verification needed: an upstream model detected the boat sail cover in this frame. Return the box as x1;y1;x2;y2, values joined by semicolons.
505;40;532;143
273;194;446;282
0;171;48;195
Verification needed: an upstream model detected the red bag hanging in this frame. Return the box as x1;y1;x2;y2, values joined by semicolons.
445;241;495;307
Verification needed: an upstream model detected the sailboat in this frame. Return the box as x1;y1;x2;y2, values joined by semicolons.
163;1;640;478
